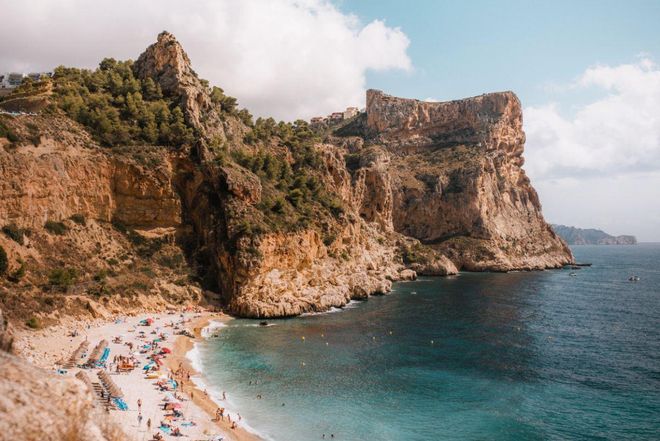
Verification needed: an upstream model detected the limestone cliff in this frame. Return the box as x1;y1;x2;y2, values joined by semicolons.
0;32;571;323
343;90;573;271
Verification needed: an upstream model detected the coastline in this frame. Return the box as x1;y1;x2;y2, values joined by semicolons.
164;314;261;441
14;310;262;441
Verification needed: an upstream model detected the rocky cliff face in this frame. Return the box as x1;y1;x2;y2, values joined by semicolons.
353;90;573;271
0;32;571;322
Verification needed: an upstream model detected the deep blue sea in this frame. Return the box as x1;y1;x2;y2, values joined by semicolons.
194;245;660;440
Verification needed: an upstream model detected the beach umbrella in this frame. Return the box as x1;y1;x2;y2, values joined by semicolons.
161;347;172;354
172;403;182;409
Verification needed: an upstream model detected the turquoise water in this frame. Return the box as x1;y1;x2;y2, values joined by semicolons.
195;245;660;440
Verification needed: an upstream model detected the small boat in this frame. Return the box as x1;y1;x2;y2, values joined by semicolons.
259;321;269;327
628;276;640;282
569;272;577;277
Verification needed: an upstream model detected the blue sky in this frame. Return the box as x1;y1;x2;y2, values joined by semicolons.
342;0;660;109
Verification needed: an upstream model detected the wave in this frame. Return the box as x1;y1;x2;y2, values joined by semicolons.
186;342;205;374
300;300;364;317
200;320;227;338
185;343;274;441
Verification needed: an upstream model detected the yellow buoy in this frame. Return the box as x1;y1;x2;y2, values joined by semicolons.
325;342;329;346
431;340;434;344
301;336;305;341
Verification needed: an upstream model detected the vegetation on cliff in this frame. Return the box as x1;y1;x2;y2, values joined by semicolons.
49;59;196;147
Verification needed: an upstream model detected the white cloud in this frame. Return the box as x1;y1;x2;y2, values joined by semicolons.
0;0;411;121
524;58;660;180
524;58;660;240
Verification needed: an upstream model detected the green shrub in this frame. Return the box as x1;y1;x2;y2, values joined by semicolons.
44;220;68;235
93;270;108;282
25;317;41;329
25;122;41;145
8;259;26;282
2;223;27;245
0;120;20;143
0;245;7;275
111;218;127;233
51;60;195;147
69;214;87;226
48;267;77;288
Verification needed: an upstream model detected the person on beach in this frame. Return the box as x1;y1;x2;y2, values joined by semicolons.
147;418;151;430
222;391;226;400
238;413;241;421
137;412;143;426
231;421;237;430
137;398;142;411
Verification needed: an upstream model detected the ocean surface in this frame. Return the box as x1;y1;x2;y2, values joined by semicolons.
192;245;660;440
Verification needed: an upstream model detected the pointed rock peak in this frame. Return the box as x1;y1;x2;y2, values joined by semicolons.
133;31;198;95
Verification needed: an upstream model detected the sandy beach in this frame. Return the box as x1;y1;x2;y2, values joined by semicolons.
15;310;261;441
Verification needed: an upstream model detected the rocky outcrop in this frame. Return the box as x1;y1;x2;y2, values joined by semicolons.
0;308;125;440
133;31;240;159
354;90;573;271
0;347;125;440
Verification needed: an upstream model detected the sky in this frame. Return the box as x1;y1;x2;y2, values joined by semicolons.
1;0;659;240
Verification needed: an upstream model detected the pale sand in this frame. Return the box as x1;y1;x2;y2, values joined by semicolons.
15;311;261;441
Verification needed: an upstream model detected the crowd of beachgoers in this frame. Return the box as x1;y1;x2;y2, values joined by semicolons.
17;310;259;441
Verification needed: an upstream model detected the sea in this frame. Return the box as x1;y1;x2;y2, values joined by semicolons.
190;244;660;440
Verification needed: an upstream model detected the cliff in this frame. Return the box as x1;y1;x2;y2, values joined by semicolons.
0;32;572;322
552;224;637;245
343;90;572;271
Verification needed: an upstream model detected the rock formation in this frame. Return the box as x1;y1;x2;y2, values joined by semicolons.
352;90;573;271
0;32;572;322
0;310;125;440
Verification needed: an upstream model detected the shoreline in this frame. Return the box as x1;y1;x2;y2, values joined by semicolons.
14;310;262;441
164;314;261;441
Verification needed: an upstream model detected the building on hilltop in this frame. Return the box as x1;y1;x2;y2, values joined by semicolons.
1;72;52;89
7;73;24;87
310;106;362;125
343;107;359;119
329;112;344;123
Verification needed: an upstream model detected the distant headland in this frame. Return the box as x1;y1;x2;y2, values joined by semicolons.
552;224;637;245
